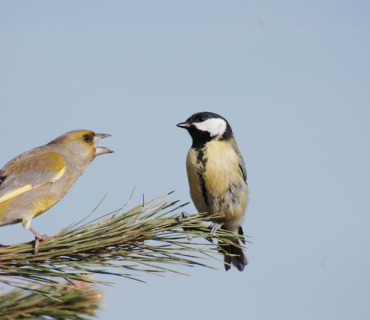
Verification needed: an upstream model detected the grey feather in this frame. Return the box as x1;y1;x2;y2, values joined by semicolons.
0;149;63;198
0;171;59;197
238;157;247;184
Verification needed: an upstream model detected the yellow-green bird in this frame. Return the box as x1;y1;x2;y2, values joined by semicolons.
177;112;249;271
0;130;113;251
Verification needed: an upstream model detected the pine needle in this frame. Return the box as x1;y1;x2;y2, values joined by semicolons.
0;193;248;290
0;281;102;319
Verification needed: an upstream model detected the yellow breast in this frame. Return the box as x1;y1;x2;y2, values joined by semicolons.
203;141;243;195
186;140;248;227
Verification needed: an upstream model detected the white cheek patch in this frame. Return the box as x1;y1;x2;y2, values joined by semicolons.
193;118;227;137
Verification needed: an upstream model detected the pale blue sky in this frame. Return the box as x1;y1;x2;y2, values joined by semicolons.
1;1;370;319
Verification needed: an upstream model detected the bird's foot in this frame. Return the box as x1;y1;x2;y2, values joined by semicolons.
205;223;224;243
210;222;224;234
177;212;192;241
30;227;48;254
177;211;190;222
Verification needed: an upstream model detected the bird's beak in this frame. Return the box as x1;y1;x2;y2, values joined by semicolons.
96;133;112;140
95;133;114;155
95;147;114;155
177;122;190;129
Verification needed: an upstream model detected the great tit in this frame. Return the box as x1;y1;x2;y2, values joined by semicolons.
177;112;249;271
0;130;113;252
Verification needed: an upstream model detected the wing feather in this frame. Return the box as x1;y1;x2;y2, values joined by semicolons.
230;138;247;184
0;149;66;204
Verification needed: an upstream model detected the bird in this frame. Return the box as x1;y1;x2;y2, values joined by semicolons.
0;130;113;252
177;112;249;271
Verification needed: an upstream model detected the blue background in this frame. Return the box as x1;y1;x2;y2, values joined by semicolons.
1;1;370;319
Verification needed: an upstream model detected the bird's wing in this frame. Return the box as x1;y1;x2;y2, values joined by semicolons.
238;157;247;184
231;139;247;184
0;149;66;204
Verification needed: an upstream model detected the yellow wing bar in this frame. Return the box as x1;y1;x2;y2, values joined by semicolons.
0;166;66;204
0;184;33;203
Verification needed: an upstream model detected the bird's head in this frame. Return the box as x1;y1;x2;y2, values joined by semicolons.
177;112;233;148
48;130;113;162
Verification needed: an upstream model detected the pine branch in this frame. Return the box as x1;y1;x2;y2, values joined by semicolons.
0;193;246;290
0;281;102;319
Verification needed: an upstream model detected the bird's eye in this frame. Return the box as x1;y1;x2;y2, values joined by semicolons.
83;134;92;143
199;116;206;122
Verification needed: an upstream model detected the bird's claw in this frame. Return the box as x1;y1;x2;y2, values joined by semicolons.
205;236;214;243
177;211;190;222
177;212;192;241
39;234;49;240
206;222;225;243
30;228;49;254
210;222;224;234
34;235;49;254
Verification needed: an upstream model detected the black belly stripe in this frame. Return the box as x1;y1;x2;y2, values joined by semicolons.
196;148;209;206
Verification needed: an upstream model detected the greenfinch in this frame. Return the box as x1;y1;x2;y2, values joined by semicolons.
0;130;113;252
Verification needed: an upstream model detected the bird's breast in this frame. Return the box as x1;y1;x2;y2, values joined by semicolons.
186;140;248;227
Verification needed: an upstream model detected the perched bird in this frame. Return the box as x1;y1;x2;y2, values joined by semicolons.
177;112;249;271
0;130;113;252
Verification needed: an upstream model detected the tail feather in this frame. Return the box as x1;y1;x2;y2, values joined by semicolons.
238;226;246;245
224;251;232;271
220;237;248;272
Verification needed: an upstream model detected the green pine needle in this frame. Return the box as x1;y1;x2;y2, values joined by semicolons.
0;193;248;290
0;281;102;319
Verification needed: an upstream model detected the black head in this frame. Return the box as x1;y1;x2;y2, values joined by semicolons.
177;112;233;149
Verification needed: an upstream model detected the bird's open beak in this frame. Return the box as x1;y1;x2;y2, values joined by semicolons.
95;133;114;155
96;133;112;140
177;122;190;129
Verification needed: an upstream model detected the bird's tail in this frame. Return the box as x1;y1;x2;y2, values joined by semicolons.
219;226;248;272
